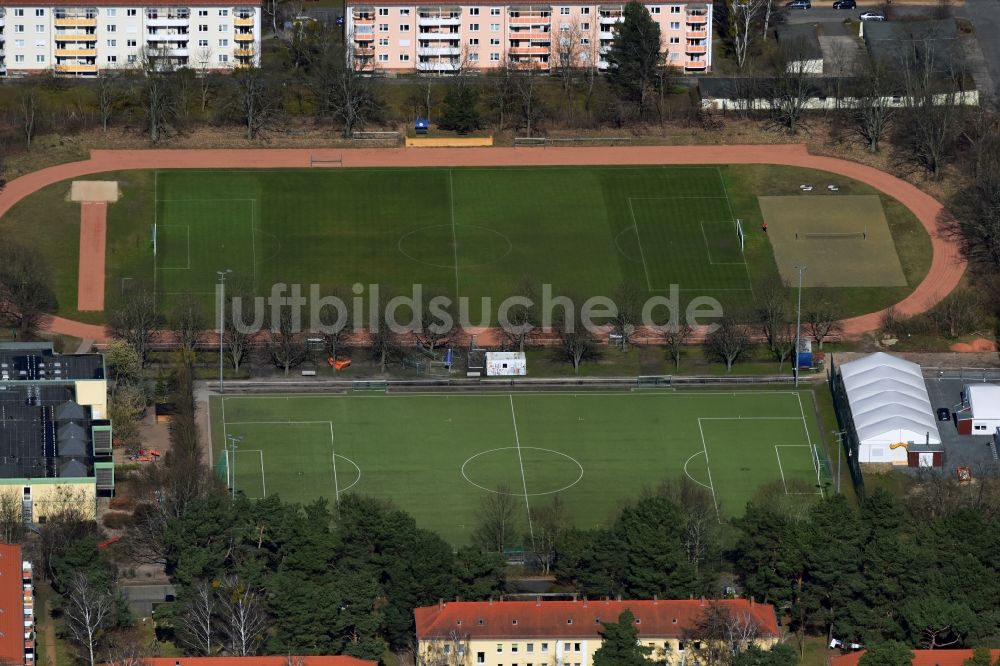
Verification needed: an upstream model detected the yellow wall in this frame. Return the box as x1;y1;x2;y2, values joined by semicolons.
0;481;96;522
405;136;494;148
74;380;108;420
418;636;779;666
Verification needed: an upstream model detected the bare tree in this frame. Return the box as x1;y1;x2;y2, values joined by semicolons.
705;315;752;372
530;495;568;575
554;298;600;374
20;86;38;147
851;55;897;153
309;34;382;138
0;488;25;544
662;322;693;370
0;239;57;339
486;64;516;133
133;48;180;142
226;60;282;140
554;18;584;116
267;307;309;376
423;631;473;666
929;288;982;338
513;65;545;138
728;0;766;70
472;483;521;555
768;40;813;133
368;292;403;373
170;295;206;358
194;47;217;113
499;281;539;352
96;68;126;132
317;288;353;367
224;276;258;373
414;293;459;354
218;577;266;657
63;573;115;666
610;281;642;351
178;580;218;656
805;300;842;348
107;288;161;367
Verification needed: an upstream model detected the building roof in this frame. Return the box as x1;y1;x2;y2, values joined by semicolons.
776;23;823;61
838;352;940;444
0;544;25;666
964;384;1000;419
830;649;1000;666
0;343;104;384
0;383;94;480
348;0;703;6
863;19;961;71
415;599;780;641
698;76;838;100
106;658;376;666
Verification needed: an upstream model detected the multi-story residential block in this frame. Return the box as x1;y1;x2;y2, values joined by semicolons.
415;599;779;666
0;544;34;666
345;0;711;75
0;0;261;77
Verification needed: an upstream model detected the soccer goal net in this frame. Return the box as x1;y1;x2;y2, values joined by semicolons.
735;219;745;252
310;154;344;168
798;230;867;241
151;223;158;256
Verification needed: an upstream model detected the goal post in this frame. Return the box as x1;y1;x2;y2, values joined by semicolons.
310;154;344;168
351;131;401;145
735;219;745;253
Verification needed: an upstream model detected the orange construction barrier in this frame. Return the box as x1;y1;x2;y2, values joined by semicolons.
334;359;352;371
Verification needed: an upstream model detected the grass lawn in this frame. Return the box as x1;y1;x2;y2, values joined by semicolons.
210;390;828;545
0;164;931;325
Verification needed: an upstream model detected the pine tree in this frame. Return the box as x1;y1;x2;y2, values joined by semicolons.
593;610;651;666
438;85;481;134
606;0;663;116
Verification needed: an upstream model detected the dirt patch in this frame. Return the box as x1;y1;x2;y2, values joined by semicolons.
70;180;119;202
950;338;999;352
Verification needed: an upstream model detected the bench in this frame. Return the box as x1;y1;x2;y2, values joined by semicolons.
301;370;317;377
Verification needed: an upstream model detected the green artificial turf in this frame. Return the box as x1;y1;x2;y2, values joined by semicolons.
0;164;933;323
211;390;827;544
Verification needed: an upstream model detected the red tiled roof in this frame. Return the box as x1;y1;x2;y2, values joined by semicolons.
830;650;1000;666
415;599;780;641
0;544;25;666
107;658;376;666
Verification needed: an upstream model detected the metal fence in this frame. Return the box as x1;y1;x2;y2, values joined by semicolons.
922;367;1000;382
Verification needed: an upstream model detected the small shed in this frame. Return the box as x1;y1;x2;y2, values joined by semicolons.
485;352;527;377
776;23;823;75
956;384;1000;435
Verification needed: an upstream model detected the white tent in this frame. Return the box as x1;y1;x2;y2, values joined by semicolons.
838;352;941;464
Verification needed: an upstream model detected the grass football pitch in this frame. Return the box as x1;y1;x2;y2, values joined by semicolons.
153;166;754;317
211;390;827;544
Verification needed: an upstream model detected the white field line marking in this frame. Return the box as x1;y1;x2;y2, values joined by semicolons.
627;197;654;291
775;445;824;496
774;445;788;493
697;418;721;522
796;392;825;498
509;395;535;550
329;422;340;503
700;220;747;266
449;170;460;301
683;450;713;491
715;166;755;298
222;390;806;401
155;225;194;270
232;449;265;498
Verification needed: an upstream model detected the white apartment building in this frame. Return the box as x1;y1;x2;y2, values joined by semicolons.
344;0;711;75
0;0;261;77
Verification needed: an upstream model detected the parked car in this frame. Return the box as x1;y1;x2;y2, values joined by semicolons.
833;0;856;8
859;10;886;20
937;407;951;422
786;0;811;8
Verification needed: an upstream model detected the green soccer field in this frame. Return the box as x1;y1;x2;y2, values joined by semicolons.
210;390;827;544
152;166;756;317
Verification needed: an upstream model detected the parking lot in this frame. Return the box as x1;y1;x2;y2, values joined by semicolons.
924;377;1000;470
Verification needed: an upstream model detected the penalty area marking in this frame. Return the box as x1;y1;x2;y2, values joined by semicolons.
774;445;822;496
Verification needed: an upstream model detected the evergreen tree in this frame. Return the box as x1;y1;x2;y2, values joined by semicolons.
733;644;798;666
858;642;914;666
593;610;651;666
606;0;663;115
438;85;482;134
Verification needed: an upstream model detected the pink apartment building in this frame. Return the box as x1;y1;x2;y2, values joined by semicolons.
344;0;711;75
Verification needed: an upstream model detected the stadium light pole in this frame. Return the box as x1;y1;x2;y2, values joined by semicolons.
217;270;231;394
226;433;243;499
794;265;806;388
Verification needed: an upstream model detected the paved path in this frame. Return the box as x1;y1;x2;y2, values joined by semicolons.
0;145;964;339
77;201;107;312
961;0;1000;99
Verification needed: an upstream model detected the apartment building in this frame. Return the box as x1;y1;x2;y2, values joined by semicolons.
0;545;34;666
0;0;261;77
415;599;780;666
344;0;711;75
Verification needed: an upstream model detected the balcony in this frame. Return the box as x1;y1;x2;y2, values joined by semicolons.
56;63;98;71
684;59;707;69
353;16;375;24
417;61;460;71
235;16;254;26
146;33;188;41
686;14;708;24
354;32;374;41
508;30;548;38
417;45;460;55
510;15;549;24
599;14;622;23
55;32;97;41
686;29;707;39
685;44;706;53
598;30;615;39
234;47;255;56
147;17;189;27
54;17;97;27
417;16;461;26
509;45;549;55
509;60;550;70
151;47;188;56
354;47;374;56
55;48;97;56
418;30;458;38
234;33;255;41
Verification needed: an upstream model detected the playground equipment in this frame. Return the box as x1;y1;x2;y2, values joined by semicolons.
957;466;972;483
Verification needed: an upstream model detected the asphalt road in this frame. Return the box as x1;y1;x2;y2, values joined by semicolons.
959;0;1000;97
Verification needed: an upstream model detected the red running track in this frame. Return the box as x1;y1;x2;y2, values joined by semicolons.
0;145;964;342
